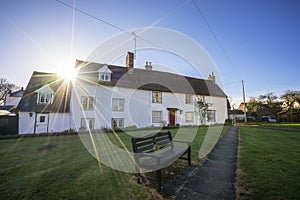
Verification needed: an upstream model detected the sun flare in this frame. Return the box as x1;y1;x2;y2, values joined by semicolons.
58;67;78;82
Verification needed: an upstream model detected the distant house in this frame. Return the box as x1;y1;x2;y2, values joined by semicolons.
72;52;228;130
279;100;300;122
228;109;245;122
238;102;248;112
17;72;73;134
5;87;25;108
0;88;24;135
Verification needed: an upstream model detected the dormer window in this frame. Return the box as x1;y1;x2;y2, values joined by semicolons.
100;73;110;81
98;65;112;82
36;84;55;104
38;93;53;104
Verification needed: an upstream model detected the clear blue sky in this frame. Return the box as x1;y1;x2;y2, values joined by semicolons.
1;0;299;107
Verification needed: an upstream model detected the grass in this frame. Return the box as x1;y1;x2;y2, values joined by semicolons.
237;126;300;200
259;122;300;129
0;125;228;199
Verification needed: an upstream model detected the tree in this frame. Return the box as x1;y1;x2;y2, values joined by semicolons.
281;90;300;107
195;100;209;125
246;93;281;120
246;97;263;118
279;90;300;121
0;78;19;105
258;92;278;105
258;92;281;119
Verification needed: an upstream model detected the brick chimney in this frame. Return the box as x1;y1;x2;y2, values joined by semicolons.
145;61;152;70
208;72;215;83
126;52;134;69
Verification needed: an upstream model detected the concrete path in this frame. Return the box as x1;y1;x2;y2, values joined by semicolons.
162;126;239;200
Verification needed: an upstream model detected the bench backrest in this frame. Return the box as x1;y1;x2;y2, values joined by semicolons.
132;131;173;153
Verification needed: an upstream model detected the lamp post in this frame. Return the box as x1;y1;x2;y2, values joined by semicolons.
242;81;247;123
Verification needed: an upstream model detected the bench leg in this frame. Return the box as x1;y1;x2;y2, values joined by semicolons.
188;146;191;166
156;169;162;191
136;173;142;184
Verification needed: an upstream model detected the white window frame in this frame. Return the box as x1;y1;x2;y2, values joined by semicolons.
152;111;163;123
185;112;194;123
39;115;46;123
185;94;193;104
81;96;95;110
111;118;124;128
112;98;125;111
207;110;216;122
37;93;54;104
152;91;162;103
99;73;110;81
81;118;95;130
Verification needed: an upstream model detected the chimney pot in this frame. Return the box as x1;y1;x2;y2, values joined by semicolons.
208;72;216;83
126;52;134;68
145;61;152;70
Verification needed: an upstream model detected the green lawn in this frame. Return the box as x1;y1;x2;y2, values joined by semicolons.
259;123;300;129
238;126;300;200
0;126;228;199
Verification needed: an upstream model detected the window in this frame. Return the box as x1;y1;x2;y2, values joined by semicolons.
81;118;95;130
112;98;125;111
152;91;162;103
196;95;205;102
81;96;95;110
185;94;193;104
152;111;163;123
38;93;53;104
39;116;46;123
100;73;110;81
98;65;112;81
111;118;124;128
185;112;194;123
207;110;216;122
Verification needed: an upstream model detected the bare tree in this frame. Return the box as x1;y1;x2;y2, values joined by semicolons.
258;92;278;105
0;78;19;105
280;90;300;113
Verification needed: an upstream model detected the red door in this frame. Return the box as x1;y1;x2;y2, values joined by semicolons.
169;111;175;126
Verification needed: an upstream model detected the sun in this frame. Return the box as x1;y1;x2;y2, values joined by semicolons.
59;67;78;82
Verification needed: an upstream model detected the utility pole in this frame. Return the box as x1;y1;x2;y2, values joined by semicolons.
242;81;247;123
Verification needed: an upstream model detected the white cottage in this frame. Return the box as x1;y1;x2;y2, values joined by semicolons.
17;71;73;134
72;53;228;131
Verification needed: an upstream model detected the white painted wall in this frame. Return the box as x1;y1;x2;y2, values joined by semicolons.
48;113;74;133
19;112;35;134
19;112;73;134
204;96;228;124
71;81;228;131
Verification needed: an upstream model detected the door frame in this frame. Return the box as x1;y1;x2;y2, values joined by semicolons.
34;112;50;134
167;108;179;126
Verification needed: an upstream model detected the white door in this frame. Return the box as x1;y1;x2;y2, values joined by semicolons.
35;113;49;133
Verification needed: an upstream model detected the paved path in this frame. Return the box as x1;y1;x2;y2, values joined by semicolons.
162;126;239;200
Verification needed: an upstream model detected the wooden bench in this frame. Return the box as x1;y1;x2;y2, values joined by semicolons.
131;131;191;190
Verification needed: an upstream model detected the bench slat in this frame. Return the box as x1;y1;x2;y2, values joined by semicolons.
156;140;171;147
136;139;155;147
137;144;155;152
156;135;170;142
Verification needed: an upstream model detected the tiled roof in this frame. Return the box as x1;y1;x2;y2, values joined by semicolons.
17;71;71;113
0;105;15;111
9;88;25;97
76;60;227;97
